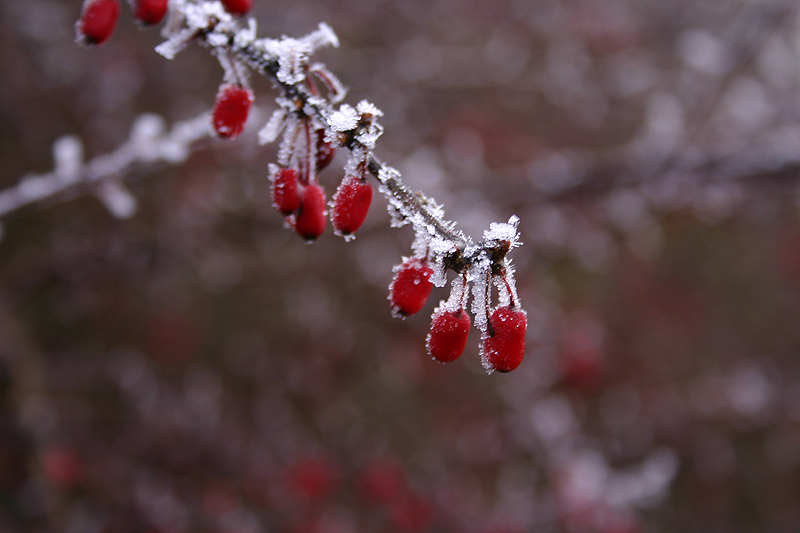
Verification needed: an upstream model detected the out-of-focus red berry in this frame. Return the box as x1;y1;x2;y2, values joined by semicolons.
427;307;470;363
389;493;433;532
43;447;83;489
331;175;373;236
212;84;253;139
76;0;120;46
220;0;252;16
483;306;527;373
284;457;338;503
294;183;326;241
132;0;168;26
358;459;407;506
389;257;434;317
272;167;301;215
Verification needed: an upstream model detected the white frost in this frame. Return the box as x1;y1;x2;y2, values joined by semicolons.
328;104;359;132
53;135;83;183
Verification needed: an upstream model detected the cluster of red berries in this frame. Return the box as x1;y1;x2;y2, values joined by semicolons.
75;0;527;374
389;257;527;373
269;130;374;242
76;0;252;46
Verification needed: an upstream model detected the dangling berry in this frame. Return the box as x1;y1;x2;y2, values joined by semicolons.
482;306;527;373
332;175;373;236
294;183;326;241
389;257;434;317
427;307;471;363
315;130;336;171
212;84;253;139
76;0;120;46
272;168;300;215
220;0;252;16
131;0;168;26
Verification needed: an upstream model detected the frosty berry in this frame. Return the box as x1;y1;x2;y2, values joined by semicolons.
212;84;253;139
427;307;471;363
272;167;300;215
482;306;527;373
294;183;327;241
131;0;168;26
389;257;434;317
76;0;120;46
220;0;252;16
331;174;373;236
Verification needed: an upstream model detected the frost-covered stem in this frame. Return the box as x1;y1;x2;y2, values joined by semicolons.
0;113;211;220
219;24;515;272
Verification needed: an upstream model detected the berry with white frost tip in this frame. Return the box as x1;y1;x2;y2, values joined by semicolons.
272;167;301;215
212;84;253;139
482;305;527;373
294;183;327;242
331;174;372;237
389;257;434;317
427;307;471;363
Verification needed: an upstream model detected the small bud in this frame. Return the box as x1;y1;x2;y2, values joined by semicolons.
389;257;434;317
315;130;336;171
76;0;120;46
220;0;252;16
332;175;372;236
482;306;527;373
272;168;300;215
294;183;326;242
212;84;253;139
427;307;470;363
131;0;168;26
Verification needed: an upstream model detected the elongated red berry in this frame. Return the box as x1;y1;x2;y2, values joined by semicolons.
76;0;120;46
220;0;252;16
427;307;470;363
294;183;326;241
332;175;372;236
389;257;434;317
316;130;336;171
212;84;253;139
482;306;527;373
131;0;168;26
272;168;300;215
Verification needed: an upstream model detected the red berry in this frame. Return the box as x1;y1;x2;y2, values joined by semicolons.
272;168;300;215
76;0;120;46
294;183;326;241
427;307;471;363
315;130;336;171
483;306;527;373
220;0;252;16
389;257;434;317
131;0;168;26
331;175;372;236
284;458;338;503
358;459;407;506
212;84;253;139
43;447;83;489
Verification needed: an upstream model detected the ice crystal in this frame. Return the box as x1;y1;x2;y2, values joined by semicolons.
484;215;522;247
328;104;359;132
258;108;288;145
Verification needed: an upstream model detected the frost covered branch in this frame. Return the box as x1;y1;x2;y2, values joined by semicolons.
1;0;528;373
0;113;211;221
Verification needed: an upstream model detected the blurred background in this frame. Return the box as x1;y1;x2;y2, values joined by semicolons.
2;0;800;531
